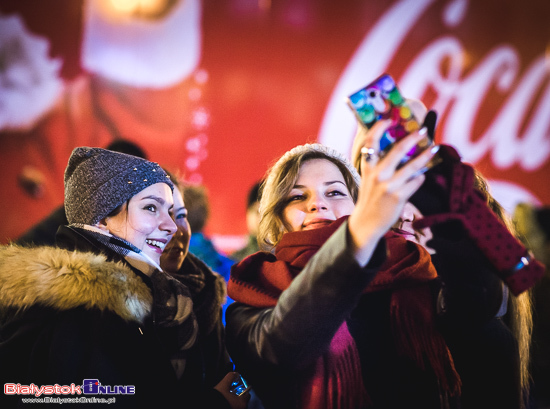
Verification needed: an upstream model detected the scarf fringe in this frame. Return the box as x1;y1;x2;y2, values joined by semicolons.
301;324;369;409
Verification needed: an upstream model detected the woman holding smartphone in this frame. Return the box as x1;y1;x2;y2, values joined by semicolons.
224;129;445;409
0;147;248;409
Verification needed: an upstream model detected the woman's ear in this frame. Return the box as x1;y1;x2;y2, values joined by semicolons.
95;218;110;233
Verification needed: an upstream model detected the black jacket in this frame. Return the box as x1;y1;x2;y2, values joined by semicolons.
226;220;520;409
0;226;231;409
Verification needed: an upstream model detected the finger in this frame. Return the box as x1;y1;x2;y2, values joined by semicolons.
398;172;426;200
376;128;429;178
386;144;439;191
368;119;392;156
360;146;380;171
355;119;392;172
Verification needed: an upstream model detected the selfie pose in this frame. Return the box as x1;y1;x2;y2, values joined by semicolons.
225;130;445;409
225;110;539;408
0;148;248;409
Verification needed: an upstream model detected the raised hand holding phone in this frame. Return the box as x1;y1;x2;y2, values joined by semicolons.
347;74;433;166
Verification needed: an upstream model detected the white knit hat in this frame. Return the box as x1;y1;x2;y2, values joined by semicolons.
261;143;361;213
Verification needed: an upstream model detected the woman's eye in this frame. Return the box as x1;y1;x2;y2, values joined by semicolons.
327;190;346;197
144;204;157;213
175;212;187;220
288;194;304;202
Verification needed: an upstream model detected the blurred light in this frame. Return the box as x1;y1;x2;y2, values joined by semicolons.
188;87;202;101
186;136;202;152
100;0;174;19
258;0;271;12
188;173;203;185
110;0;137;14
186;156;200;171
194;69;209;84
192;107;210;130
139;0;169;15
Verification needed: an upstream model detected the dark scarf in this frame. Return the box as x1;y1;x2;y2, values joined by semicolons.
167;253;226;337
71;226;199;376
228;216;461;408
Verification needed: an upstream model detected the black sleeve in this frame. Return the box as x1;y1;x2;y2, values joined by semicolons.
428;220;504;332
226;221;386;371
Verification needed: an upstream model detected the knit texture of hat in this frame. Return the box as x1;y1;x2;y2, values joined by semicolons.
64;147;173;225
261;143;361;213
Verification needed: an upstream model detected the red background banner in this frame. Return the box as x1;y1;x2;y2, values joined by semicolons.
1;0;549;251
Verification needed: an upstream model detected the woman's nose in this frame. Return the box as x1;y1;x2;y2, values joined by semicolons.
307;194;328;211
401;206;415;223
161;212;177;235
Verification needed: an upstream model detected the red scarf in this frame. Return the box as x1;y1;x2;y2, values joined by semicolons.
228;217;461;408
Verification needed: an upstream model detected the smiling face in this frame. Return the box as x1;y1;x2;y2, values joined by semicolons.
100;182;177;265
160;185;191;274
283;158;355;233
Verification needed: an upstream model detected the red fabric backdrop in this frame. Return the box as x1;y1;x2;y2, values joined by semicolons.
1;0;549;252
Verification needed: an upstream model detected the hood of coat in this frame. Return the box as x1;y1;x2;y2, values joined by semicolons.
0;245;152;324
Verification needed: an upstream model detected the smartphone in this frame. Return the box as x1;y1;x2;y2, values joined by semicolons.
347;74;429;164
229;374;249;396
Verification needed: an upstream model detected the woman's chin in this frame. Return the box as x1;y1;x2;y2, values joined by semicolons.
160;253;184;273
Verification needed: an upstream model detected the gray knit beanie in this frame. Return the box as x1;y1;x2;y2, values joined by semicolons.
64;147;173;225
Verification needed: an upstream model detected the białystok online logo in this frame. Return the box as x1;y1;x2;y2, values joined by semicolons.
82;379;135;395
4;380;135;396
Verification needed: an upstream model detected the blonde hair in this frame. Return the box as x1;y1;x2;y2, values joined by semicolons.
474;171;533;406
258;144;360;251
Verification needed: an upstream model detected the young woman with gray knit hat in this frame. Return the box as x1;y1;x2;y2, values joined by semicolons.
0;147;249;409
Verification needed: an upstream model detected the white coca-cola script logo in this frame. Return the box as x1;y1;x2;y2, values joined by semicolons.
318;0;549;212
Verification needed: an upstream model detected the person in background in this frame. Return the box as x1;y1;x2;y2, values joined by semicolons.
160;170;247;408
514;203;550;409
231;180;263;262
15;139;148;247
351;101;534;409
183;184;235;284
0;147;249;409
183;184;236;323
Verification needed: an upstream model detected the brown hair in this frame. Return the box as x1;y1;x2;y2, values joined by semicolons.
258;147;359;251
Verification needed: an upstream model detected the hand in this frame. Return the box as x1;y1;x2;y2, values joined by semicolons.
348;123;438;265
350;119;391;173
214;372;251;409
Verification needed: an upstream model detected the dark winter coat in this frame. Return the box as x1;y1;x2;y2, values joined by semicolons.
0;226;232;409
226;220;520;409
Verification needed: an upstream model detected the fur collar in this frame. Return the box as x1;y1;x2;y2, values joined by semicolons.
0;244;152;323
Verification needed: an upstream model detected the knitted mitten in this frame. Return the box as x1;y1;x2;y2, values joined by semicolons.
411;145;545;295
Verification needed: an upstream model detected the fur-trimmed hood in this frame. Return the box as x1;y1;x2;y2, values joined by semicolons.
0;245;152;323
